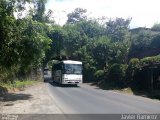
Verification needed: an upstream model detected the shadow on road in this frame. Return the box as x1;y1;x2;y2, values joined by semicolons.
1;93;32;102
130;88;160;100
49;82;80;88
93;80;160;100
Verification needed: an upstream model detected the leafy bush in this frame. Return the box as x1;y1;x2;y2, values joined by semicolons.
140;55;160;66
108;63;128;86
94;70;104;78
94;70;105;81
126;58;140;83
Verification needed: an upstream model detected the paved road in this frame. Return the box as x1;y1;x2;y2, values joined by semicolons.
45;72;160;114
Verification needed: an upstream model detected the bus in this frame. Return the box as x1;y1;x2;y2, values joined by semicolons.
51;60;83;85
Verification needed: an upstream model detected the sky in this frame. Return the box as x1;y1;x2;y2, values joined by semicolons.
46;0;160;28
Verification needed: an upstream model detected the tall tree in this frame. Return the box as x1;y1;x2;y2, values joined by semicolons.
105;18;131;42
129;28;160;58
0;0;51;81
32;0;48;22
151;23;160;31
67;8;87;24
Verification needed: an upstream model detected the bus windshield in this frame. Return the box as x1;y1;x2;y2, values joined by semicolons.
64;64;82;74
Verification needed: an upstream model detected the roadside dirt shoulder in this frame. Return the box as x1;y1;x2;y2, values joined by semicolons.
0;82;62;114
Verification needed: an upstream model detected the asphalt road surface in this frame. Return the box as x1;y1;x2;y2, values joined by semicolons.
44;71;160;114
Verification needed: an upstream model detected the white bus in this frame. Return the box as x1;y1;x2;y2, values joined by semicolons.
51;60;83;85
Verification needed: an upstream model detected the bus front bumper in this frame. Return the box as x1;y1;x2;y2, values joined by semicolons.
63;80;82;84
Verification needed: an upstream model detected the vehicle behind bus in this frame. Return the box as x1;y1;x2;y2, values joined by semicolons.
52;60;83;85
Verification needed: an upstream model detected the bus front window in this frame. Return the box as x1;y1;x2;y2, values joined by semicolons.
65;64;82;74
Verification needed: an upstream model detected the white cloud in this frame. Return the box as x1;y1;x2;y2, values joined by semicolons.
46;0;160;28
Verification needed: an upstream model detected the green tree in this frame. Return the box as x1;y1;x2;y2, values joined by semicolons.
129;28;154;58
0;0;51;81
67;8;87;24
75;20;105;38
151;23;160;31
32;0;48;22
105;18;131;42
17;19;51;73
90;36;110;69
45;26;67;62
63;24;87;58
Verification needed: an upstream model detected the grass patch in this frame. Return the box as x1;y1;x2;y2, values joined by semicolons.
114;87;134;94
0;80;38;91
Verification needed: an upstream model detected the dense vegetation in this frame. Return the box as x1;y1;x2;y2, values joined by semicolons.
0;0;51;82
0;0;160;92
